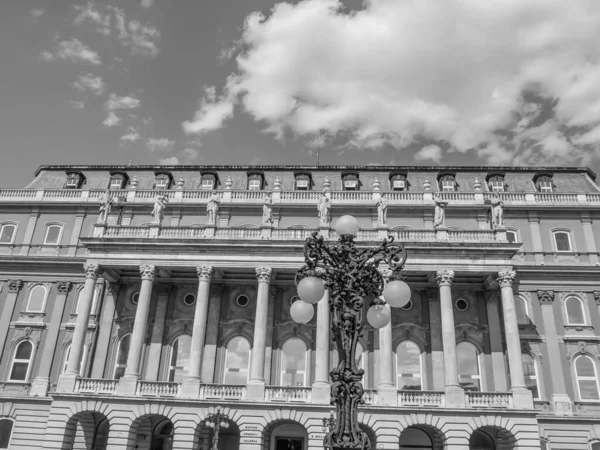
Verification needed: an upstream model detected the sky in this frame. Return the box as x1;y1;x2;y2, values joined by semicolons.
1;0;600;188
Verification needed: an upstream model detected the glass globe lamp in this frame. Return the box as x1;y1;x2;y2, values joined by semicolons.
366;304;391;328
335;215;359;237
290;299;314;324
297;276;325;304
382;280;411;308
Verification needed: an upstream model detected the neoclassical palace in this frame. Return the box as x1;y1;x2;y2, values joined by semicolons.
0;164;599;450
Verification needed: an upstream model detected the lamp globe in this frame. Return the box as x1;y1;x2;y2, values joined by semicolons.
366;304;391;328
383;280;411;308
290;299;314;324
335;215;359;236
297;276;325;304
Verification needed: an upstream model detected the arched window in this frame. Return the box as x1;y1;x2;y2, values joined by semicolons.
75;285;101;315
457;342;481;391
575;355;600;400
223;337;250;385
396;341;422;390
25;285;47;313
168;335;191;382
113;334;130;380
522;354;540;399
515;296;529;325
9;341;34;381
399;427;432;450
0;223;17;244
61;343;88;376
0;419;14;450
591;441;600;450
280;338;307;386
565;296;586;325
44;224;63;245
553;230;572;252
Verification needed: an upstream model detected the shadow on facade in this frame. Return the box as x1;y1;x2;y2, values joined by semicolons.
399;425;444;450
61;411;109;450
195;418;240;450
470;426;516;450
127;414;174;450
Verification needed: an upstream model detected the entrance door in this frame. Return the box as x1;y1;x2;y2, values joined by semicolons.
275;437;304;450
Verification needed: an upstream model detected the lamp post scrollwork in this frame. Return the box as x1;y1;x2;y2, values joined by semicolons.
202;407;230;450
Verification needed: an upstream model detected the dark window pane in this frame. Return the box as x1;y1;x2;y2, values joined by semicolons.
27;286;46;312
566;298;585;324
554;232;571;251
0;419;13;448
576;356;595;377
15;341;32;359
117;335;130;365
10;362;28;381
515;297;528;324
114;367;125;380
579;380;600;400
45;226;61;244
506;231;517;243
0;225;15;244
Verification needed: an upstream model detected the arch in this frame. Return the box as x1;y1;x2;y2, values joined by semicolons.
396;340;422;390
60;410;109;450
223;336;251;385
574;354;600;400
239;223;260;229
168;334;192;382
8;340;35;381
395;416;445;449
263;420;308;450
469;426;516;450
280;338;308;387
74;284;102;316
565;295;586;325
505;228;519;244
127;414;173;450
0;222;18;244
0;418;14;449
113;333;131;380
591;441;600;450
359;423;377;449
399;426;440;450
25;284;48;313
44;222;65;245
457;341;481;391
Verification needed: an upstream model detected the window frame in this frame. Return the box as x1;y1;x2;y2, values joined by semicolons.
200;172;218;190
552;230;573;252
533;173;554;193
0;222;18;245
74;284;102;316
515;295;530;325
574;354;600;401
61;342;88;377
565;295;587;326
223;336;251;385
8;340;35;382
25;284;48;313
280;338;308;387
113;333;131;380
522;353;540;400
43;223;64;246
0;418;14;450
154;171;173;190
457;341;482;391
168;334;192;382
246;172;264;190
395;340;423;391
65;171;85;189
341;172;360;191
506;229;519;244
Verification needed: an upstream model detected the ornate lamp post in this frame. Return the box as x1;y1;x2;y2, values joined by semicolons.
202;407;230;450
291;215;411;450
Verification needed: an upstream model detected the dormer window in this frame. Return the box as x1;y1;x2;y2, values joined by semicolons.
109;172;129;190
390;172;408;191
533;173;554;193
342;172;359;191
486;173;505;192
247;172;264;190
65;171;85;189
154;172;173;190
438;173;456;192
294;172;312;190
200;172;218;190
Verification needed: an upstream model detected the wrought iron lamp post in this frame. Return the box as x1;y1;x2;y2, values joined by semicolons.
202;407;230;450
291;215;411;450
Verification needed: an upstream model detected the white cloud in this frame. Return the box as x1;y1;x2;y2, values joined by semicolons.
181;148;199;161
106;93;140;110
69;100;85;109
56;38;101;65
73;73;105;95
103;112;121;127
141;0;154;8
414;145;442;163
120;127;141;146
30;9;45;21
159;157;180;165
184;0;600;166
40;51;55;62
147;138;175;152
126;20;160;58
74;2;111;35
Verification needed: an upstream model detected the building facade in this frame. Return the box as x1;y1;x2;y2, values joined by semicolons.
0;164;599;450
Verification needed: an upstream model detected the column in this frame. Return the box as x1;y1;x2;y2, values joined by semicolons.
144;284;171;381
312;290;330;403
57;263;100;392
182;265;213;397
538;290;572;415
581;213;599;265
118;264;155;394
31;281;72;396
0;280;22;364
201;285;224;383
247;266;272;400
436;269;464;407
67;209;86;257
377;269;397;405
497;270;533;409
427;291;445;390
484;291;508;391
19;208;39;256
528;212;544;264
91;282;117;378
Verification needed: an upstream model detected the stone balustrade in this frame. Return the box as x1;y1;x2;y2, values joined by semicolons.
137;381;180;397
465;391;513;409
265;386;312;403
200;384;246;400
398;390;445;407
75;378;118;395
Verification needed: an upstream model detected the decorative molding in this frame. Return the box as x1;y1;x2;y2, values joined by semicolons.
566;341;600;364
496;270;516;288
380;268;393;284
255;267;273;283
521;340;543;364
105;281;119;297
456;323;486;352
7;280;23;293
435;269;454;287
56;281;72;294
83;263;100;280
594;291;600;306
537;290;555;305
197;265;214;282
392;323;429;351
139;264;156;281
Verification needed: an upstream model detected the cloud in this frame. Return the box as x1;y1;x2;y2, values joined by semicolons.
55;38;101;64
184;0;600;166
40;51;55;62
414;145;442;163
103;112;121;127
74;2;111;35
69;100;85;109
147;138;175;152
120;127;141;146
141;0;154;8
106;93;140;110
125;21;160;58
73;73;106;95
181;148;199;161
30;9;45;21
159;157;180;165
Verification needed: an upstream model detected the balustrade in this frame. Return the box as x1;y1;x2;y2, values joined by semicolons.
447;230;495;242
265;386;312;403
465;391;513;408
137;381;180;397
271;228;313;240
214;227;262;239
534;193;578;203
200;384;246;400
362;389;377;405
398;390;445;407
76;378;117;394
280;191;322;202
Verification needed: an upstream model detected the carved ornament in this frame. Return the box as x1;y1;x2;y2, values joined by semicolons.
537;290;555;305
139;264;156;281
57;281;72;294
7;280;23;293
255;267;273;283
197;265;214;282
83;263;100;280
435;269;454;287
496;270;516;288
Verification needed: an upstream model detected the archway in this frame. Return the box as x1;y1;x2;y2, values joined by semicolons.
470;427;515;450
195;418;240;450
128;415;173;450
359;424;376;449
264;420;308;450
61;411;109;450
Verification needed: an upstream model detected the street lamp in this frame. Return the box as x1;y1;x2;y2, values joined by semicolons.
202;407;230;450
292;215;411;450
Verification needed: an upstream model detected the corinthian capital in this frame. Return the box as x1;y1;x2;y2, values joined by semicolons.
497;270;516;288
537;290;555;305
139;264;156;281
435;269;455;287
255;267;273;283
57;281;72;294
7;280;23;293
197;265;214;282
83;263;100;280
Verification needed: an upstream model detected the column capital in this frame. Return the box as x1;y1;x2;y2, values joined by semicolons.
139;264;156;281
105;280;119;297
196;265;214;282
7;280;23;293
435;269;455;287
57;281;73;294
538;290;555;305
497;270;516;288
83;263;101;280
594;291;600;306
255;267;273;283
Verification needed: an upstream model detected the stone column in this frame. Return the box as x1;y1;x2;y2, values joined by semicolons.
581;213;599;265
91;282;118;378
436;269;464;407
484;290;508;391
144;284;171;381
377;269;397;405
538;290;572;415
31;281;72;396
427;291;445;390
0;280;23;363
19;208;39;256
201;285;224;383
497;271;532;408
247;267;272;400
528;212;544;264
57;263;100;392
182;265;213;397
118;264;155;394
312;290;330;403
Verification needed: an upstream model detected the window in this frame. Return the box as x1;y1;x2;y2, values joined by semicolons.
26;285;47;313
156;177;169;189
506;230;518;243
113;334;130;380
183;293;196;306
294;172;312;190
553;231;572;252
280;338;307;386
223;337;251;385
236;295;249;307
399;427;432;450
575;355;600;400
9;341;34;381
131;292;139;305
61;343;88;376
155;172;172;190
75;285;101;315
455;298;469;311
393;179;406;190
109;172;128;189
438;173;456;192
0;419;14;449
396;341;422;390
534;173;554;192
390;172;408;191
539;180;553;192
457;342;481;391
168;335;191;382
248;179;261;190
342;172;359;191
0;223;16;244
566;296;586;325
522;354;540;399
441;179;454;191
200;172;217;190
515;296;529;325
44;224;63;245
65;172;84;189
486;173;506;192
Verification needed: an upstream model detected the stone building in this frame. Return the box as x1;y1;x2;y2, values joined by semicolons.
0;164;599;450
